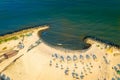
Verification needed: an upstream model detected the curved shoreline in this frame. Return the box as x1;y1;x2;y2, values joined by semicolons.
0;25;119;51
39;30;120;51
38;31;88;53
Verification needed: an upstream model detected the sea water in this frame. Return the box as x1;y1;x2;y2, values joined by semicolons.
0;0;120;49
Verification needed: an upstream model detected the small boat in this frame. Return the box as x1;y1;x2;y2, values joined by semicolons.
57;43;62;46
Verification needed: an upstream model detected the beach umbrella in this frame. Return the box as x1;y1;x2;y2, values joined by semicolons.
73;55;77;61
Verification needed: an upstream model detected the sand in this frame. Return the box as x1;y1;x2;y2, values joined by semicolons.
0;25;120;80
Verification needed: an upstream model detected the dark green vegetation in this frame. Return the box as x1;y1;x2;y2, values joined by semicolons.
0;36;18;44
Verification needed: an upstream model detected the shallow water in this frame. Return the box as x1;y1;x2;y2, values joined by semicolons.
0;0;120;49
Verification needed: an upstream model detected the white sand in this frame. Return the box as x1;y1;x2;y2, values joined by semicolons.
0;26;120;80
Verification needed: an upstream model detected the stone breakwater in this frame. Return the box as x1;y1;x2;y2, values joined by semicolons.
83;36;120;49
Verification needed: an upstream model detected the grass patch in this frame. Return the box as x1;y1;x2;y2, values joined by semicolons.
96;45;100;47
0;36;19;44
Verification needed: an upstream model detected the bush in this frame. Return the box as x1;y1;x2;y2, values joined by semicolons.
2;47;7;50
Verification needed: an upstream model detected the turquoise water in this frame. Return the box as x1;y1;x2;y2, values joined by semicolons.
0;0;120;49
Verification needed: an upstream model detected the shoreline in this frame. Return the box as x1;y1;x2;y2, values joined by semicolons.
0;25;49;44
0;25;119;54
0;24;48;36
0;24;119;51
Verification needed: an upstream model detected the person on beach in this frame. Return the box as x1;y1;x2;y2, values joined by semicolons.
49;60;52;66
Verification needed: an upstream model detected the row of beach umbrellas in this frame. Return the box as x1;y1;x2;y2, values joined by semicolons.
51;53;97;62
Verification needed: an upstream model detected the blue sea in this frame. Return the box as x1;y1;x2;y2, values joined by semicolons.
0;0;120;49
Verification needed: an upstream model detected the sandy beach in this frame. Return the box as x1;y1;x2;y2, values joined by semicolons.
0;25;120;80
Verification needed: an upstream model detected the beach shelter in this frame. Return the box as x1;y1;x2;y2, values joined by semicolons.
73;55;77;61
17;42;24;49
64;69;69;75
66;55;71;61
117;64;120;68
113;66;117;71
80;55;84;60
60;56;64;62
93;54;97;60
54;53;58;58
86;55;90;59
